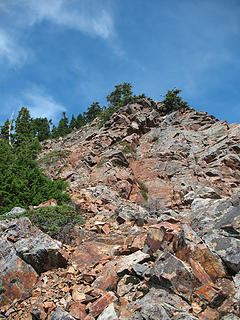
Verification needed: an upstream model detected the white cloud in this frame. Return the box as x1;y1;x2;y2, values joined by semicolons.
0;29;28;66
0;0;115;66
2;0;114;39
1;87;66;123
24;88;67;121
27;0;114;39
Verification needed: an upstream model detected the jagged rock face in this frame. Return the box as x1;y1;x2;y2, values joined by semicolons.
1;187;240;319
2;103;240;319
39;100;240;208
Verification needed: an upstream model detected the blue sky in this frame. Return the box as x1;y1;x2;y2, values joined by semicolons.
0;0;239;125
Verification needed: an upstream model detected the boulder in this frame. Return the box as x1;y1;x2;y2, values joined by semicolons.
150;252;199;301
15;232;67;274
0;239;38;302
5;207;26;216
203;231;240;274
130;287;192;320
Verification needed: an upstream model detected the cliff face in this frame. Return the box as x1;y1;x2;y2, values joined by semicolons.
1;101;240;320
40;99;240;207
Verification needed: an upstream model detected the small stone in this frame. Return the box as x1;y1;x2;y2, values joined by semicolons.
88;292;116;317
98;303;118;320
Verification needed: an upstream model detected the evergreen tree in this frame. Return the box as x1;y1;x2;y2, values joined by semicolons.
0;119;14;144
106;82;133;109
76;113;85;129
32;117;51;141
0;137;70;215
69;115;77;130
160;89;189;113
51;125;58;139
15;107;34;146
56;112;70;137
0;108;71;215
85;102;102;122
99;82;145;126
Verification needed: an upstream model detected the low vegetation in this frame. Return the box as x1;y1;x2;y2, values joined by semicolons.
0;205;85;238
121;142;136;154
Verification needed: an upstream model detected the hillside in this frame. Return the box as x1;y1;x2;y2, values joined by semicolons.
40;98;239;207
0;99;240;319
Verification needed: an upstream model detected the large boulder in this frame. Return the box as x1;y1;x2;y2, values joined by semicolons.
0;217;67;305
0;239;38;303
150;252;199;301
15;232;67;274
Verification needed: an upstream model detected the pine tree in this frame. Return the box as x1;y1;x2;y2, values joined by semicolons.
85;102;102;122
0;119;14;143
69;115;77;130
32;117;51;141
76;113;85;129
0;109;71;215
106;82;133;109
56;112;70;137
51;125;58;138
160;89;189;113
15;107;34;146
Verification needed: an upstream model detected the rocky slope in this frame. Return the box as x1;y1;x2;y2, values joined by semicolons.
40;99;240;208
0;100;240;319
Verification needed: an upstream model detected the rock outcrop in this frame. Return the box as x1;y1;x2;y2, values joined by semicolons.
1;101;240;319
39;100;240;208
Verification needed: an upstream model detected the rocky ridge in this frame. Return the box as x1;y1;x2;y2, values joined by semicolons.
0;100;240;319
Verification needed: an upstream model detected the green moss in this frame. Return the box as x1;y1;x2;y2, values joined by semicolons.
136;179;149;201
0;205;84;238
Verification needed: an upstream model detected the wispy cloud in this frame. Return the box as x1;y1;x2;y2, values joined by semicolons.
20;0;115;39
1;87;66;122
0;28;28;66
0;0;115;67
24;87;67;121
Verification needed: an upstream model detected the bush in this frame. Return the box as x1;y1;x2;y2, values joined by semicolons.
97;157;107;168
0;205;85;238
121;142;136;154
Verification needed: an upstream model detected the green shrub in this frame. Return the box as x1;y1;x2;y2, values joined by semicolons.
0;205;85;238
136;179;149;201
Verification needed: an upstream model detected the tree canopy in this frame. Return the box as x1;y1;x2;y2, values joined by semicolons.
0;107;70;215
